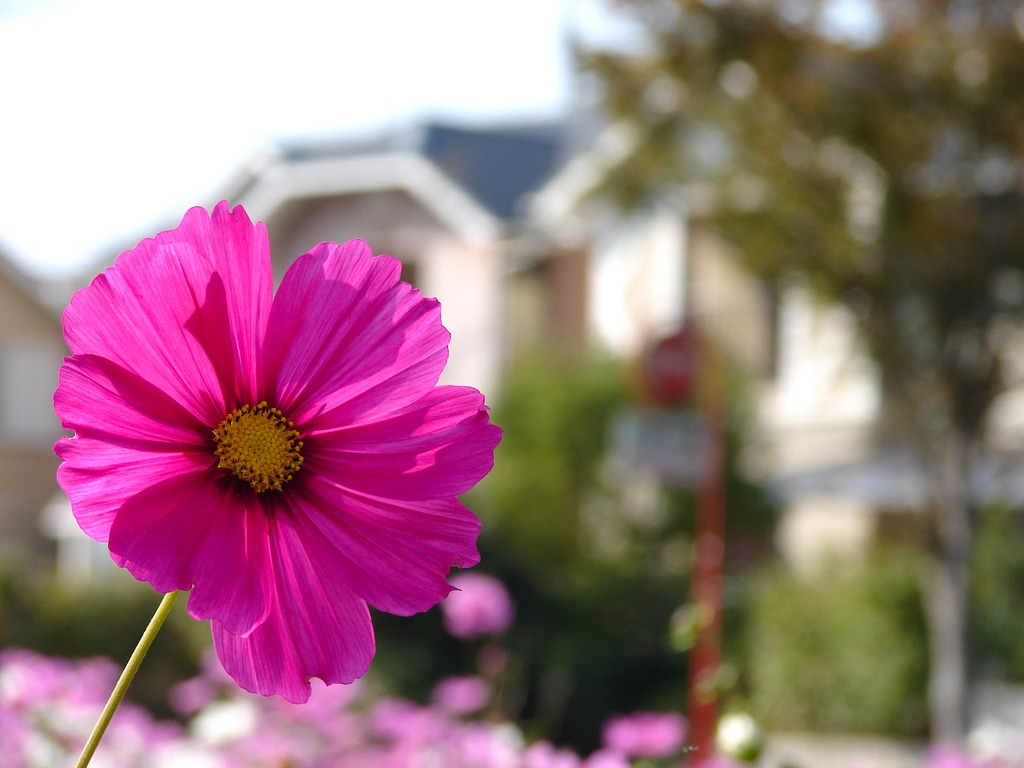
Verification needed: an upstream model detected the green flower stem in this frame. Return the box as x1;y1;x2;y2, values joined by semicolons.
75;589;180;768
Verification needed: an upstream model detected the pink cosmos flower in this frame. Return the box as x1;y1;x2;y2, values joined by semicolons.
523;741;582;768
431;675;491;715
927;745;988;768
581;750;631;768
601;711;688;759
441;572;516;639
54;201;501;703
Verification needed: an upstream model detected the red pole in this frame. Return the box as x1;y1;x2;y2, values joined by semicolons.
684;333;726;767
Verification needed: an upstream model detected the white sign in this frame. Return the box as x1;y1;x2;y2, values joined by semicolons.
610;407;711;487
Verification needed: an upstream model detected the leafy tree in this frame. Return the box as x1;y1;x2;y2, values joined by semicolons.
578;0;1024;741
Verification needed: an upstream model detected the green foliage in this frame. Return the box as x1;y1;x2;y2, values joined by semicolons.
971;507;1024;680
476;523;688;750
479;353;626;573
744;550;929;736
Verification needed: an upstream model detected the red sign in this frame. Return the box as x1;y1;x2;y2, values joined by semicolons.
645;327;699;406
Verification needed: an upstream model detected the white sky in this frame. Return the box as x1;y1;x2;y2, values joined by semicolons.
0;0;591;279
0;0;877;282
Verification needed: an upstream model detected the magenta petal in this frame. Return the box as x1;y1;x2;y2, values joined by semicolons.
211;509;375;702
305;386;502;501
54;353;213;540
178;202;275;405
55;354;205;446
263;240;451;424
107;473;273;636
61;202;273;423
296;476;481;615
55;439;212;542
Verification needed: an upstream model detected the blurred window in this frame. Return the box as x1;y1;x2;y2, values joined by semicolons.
0;341;61;445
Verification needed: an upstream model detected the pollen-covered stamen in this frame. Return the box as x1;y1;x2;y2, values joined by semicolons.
213;401;303;493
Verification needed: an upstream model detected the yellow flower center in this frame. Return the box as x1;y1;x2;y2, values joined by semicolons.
213;401;303;493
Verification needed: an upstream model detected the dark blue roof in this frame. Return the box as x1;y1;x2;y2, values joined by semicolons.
278;120;575;222
421;124;563;220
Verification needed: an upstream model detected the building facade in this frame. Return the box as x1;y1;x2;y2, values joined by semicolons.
0;250;65;567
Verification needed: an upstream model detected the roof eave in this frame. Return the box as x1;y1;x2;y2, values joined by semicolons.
228;151;504;245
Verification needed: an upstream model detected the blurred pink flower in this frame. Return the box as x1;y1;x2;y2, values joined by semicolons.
927;744;987;768
54;202;501;703
0;650;193;767
441;572;516;639
601;711;688;759
457;722;524;768
168;676;217;717
523;741;582;768
432;675;492;715
581;750;632;768
369;698;453;746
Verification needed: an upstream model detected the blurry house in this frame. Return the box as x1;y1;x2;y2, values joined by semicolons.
0;246;64;566
527;129;907;568
527;120;1024;572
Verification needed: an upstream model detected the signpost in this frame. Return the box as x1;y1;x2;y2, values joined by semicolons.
646;326;699;407
612;325;726;767
684;353;725;768
610;409;709;486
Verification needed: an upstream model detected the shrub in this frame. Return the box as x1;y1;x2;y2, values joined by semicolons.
744;549;929;736
972;506;1024;681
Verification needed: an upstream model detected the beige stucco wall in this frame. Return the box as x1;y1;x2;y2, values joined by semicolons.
417;236;502;397
0;265;64;562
